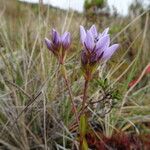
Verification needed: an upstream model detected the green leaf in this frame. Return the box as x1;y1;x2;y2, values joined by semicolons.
82;138;88;150
79;114;88;137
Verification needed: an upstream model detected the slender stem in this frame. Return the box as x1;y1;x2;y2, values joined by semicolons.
61;65;79;125
81;79;89;113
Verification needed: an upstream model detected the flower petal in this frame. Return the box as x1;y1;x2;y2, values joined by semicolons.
96;35;110;53
102;44;119;61
89;24;98;37
61;32;71;49
101;27;109;36
84;30;94;51
61;32;68;41
45;38;53;51
80;25;86;45
52;29;60;45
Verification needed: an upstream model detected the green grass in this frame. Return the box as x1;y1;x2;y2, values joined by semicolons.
0;0;150;149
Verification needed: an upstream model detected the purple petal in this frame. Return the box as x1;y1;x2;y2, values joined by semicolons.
89;25;98;37
61;31;68;40
45;38;53;51
80;26;86;45
52;29;60;45
84;30;94;51
101;27;109;36
96;35;110;52
102;44;119;61
61;32;71;49
97;33;102;40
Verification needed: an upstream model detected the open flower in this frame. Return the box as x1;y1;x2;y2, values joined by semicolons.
80;25;119;80
45;29;71;64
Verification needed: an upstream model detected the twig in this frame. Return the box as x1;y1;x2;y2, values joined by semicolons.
10;92;42;129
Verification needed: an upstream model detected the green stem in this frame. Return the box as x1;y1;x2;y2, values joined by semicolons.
81;79;89;114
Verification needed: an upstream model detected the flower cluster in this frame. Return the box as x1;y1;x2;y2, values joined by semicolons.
80;25;119;80
45;29;71;64
45;25;119;79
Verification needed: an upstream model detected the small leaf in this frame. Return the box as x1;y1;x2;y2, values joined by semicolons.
112;90;121;100
79;114;88;137
82;138;88;150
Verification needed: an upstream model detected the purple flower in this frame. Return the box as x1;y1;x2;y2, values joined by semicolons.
80;25;119;64
45;29;71;64
80;25;119;79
